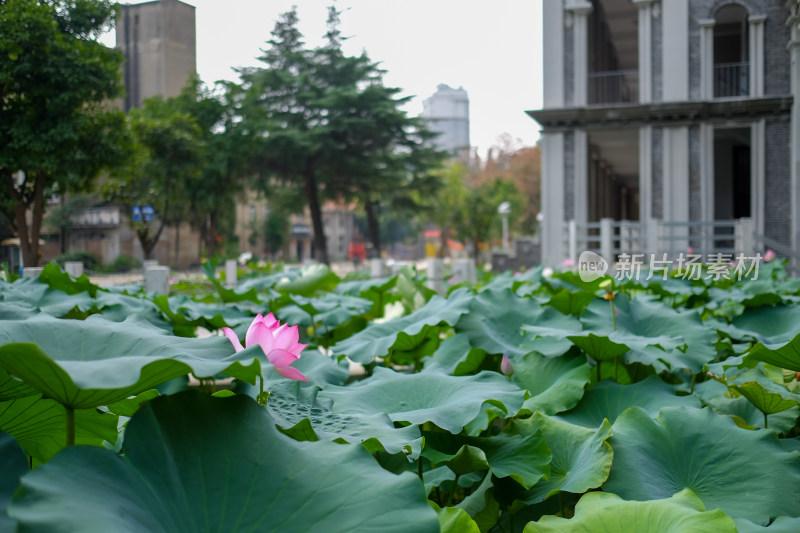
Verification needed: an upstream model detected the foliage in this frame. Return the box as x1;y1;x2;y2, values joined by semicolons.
238;7;444;264
0;0;129;266
2;261;800;530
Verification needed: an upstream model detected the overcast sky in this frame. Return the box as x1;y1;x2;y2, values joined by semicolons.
107;1;544;157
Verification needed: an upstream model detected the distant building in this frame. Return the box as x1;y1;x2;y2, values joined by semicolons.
116;0;197;110
529;0;800;269
421;84;471;157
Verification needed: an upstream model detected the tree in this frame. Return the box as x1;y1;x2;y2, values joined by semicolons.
240;7;444;264
106;98;204;260
0;0;129;266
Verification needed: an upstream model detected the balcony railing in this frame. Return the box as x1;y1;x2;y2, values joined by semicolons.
714;61;749;98
588;69;639;105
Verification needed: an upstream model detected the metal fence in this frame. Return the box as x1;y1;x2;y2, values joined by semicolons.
588;70;639;105
714;62;749;98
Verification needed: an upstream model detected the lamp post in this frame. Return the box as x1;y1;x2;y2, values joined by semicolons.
498;201;511;251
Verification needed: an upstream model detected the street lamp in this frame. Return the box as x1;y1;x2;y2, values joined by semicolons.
498;201;511;251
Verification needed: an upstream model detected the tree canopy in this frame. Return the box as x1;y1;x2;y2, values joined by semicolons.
0;0;128;266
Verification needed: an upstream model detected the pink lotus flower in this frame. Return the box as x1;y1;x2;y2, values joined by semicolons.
764;249;776;263
562;258;575;267
501;354;514;376
222;313;308;382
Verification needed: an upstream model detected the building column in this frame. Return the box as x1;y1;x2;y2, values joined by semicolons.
751;119;766;237
698;19;715;100
633;0;656;103
699;123;715;222
567;1;593;106
748;15;766;98
574;130;588;234
661;0;689;101
541;132;565;266
639;125;653;222
789;6;800;253
662;127;689;222
543;1;565;108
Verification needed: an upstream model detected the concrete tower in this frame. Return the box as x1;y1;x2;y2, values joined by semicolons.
116;0;197;111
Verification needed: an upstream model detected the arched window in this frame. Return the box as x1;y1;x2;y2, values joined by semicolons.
713;4;749;97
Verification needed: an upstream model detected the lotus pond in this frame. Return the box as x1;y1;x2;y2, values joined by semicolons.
1;259;800;532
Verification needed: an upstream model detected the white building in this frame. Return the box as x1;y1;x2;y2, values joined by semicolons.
421;84;471;156
529;0;800;270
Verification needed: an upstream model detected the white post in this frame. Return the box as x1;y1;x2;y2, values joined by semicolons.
736;218;755;256
568;1;593;106
370;258;386;278
749;15;766;97
64;261;84;277
144;266;170;295
22;267;43;279
568;219;577;261
426;258;444;294
452;258;477;285
698;19;715;100
646;218;660;255
224;259;237;289
600;217;614;262
634;0;654;103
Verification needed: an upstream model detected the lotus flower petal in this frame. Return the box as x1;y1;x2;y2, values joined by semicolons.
267;348;300;366
246;320;275;354
273;364;308;382
273;325;301;353
221;327;244;353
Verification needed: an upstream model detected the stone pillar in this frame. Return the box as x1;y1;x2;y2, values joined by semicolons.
574;129;588;233
789;6;800;255
634;0;655;103
370;258;386;278
663;126;689;251
749;15;766;98
698;19;715;100
452;259;477;285
541;132;565;267
426;258;444;294
224;259;237;289
542;0;565;108
22;267;43;279
144;265;169;295
661;0;689;101
567;1;593;106
639;126;653;223
699;123;715;223
751;119;766;238
64;261;84;278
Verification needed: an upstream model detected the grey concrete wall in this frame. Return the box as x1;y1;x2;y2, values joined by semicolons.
689;126;702;220
653;3;663;102
652;127;664;219
565;20;574;106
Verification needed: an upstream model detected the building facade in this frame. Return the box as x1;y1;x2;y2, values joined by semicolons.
529;0;800;268
421;84;471;157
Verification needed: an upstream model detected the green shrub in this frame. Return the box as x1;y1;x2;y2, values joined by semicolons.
109;254;141;273
53;251;99;271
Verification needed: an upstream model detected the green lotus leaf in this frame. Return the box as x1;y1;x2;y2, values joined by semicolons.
424;334;487;375
0;314;266;408
523;489;737;533
458;288;580;357
696;379;800;433
275;263;340;296
558;376;702;428
9;391;439;533
456;472;499;531
730;305;800;345
513;351;591;415
276;293;372;330
266;380;422;457
332;288;473;363
577;296;716;372
318;367;526;434
201;259;261;303
423;424;551;489
735;516;800;532
545;288;597;316
746;332;800;372
0;369;36;401
0;276;95;318
38;262;100;297
730;382;798;419
604;406;800;524
0;394;118;463
512;413;612;504
0;430;27;531
432;504;481;533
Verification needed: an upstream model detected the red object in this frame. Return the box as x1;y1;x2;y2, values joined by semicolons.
423;229;441;239
348;242;366;261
